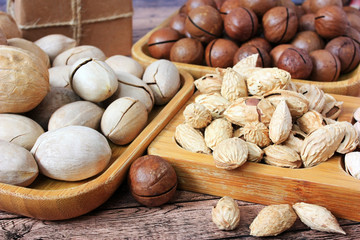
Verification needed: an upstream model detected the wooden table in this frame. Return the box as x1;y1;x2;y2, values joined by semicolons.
0;0;360;239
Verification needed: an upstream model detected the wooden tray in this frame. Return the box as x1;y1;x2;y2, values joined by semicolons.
131;11;360;97
0;70;195;220
148;91;360;222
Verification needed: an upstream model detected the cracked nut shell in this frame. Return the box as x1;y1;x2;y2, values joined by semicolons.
128;155;177;207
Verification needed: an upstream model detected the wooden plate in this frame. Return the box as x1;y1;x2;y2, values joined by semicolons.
0;70;195;220
131;11;360;96
148;92;360;222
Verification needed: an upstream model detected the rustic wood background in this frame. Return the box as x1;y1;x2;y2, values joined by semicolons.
0;0;360;239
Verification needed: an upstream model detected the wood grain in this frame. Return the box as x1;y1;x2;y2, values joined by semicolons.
148;92;360;222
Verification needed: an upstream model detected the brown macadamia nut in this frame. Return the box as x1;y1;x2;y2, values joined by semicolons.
242;37;272;53
344;27;360;46
185;0;217;13
224;7;258;42
169;13;187;36
347;13;360;33
219;0;243;17
291;31;324;53
309;0;343;13
238;0;277;17
147;27;181;59
170;38;204;64
205;38;238;67
325;36;360;73
233;45;271;67
262;6;298;44
269;44;293;66
128;155;177;207
185;5;223;43
302;0;312;13
309;49;341;82
277;47;313;79
314;5;349;39
214;0;226;9
299;13;316;31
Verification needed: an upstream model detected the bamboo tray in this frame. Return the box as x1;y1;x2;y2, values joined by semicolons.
148;91;360;222
0;70;195;221
132;11;360;97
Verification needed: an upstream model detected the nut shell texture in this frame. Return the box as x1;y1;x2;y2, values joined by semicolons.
142;59;181;105
70;58;118;102
101;97;148;145
128;155;177;204
0;46;49;113
212;196;240;230
0;114;44;150
31;126;111;181
0;140;38;187
213;137;248;170
250;204;297;237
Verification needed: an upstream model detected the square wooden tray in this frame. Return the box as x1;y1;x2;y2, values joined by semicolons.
131;11;360;96
148;91;360;222
0;70;195;220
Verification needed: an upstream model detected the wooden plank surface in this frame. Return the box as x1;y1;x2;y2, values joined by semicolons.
1;0;360;239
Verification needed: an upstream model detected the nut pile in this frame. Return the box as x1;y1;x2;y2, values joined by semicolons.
148;0;360;82
212;196;346;236
0;13;182;186
175;54;359;170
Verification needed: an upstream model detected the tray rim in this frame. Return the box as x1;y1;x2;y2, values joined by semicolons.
147;91;360;222
131;10;360;96
0;70;195;220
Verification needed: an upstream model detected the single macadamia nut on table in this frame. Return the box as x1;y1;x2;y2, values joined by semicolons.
106;71;155;113
53;45;106;66
147;27;182;59
105;55;144;79
142;59;181;105
0;114;44;150
70;58;118;102
128;155;177;207
0;140;38;187
0;46;49;114
31;125;111;181
101;97;148;145
35;34;76;62
170;38;204;65
48;101;104;131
